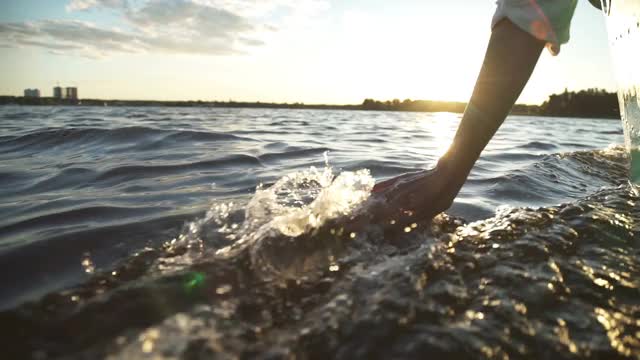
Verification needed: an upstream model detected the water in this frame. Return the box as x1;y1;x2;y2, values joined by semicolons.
0;106;638;359
603;0;640;182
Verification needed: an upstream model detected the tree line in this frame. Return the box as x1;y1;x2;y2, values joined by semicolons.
361;98;539;115
539;88;620;118
0;88;620;118
362;88;619;118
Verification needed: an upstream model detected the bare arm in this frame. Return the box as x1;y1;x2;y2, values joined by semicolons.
373;19;545;223
441;19;545;175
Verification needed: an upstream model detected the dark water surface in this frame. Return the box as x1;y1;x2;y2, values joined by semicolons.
0;106;638;359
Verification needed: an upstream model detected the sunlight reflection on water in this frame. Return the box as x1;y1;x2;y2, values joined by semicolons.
1;107;636;359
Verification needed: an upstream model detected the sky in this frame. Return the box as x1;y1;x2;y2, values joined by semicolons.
0;0;618;105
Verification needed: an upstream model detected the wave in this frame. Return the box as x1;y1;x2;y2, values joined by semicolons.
0;205;163;240
0;126;255;154
0;108;633;358
93;154;264;183
257;147;332;163
520;140;559;151
1;153;637;359
471;147;629;209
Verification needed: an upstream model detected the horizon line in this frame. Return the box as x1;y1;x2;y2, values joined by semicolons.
2;87;616;107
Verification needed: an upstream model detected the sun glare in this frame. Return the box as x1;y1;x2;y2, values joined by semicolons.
331;9;485;104
422;112;459;158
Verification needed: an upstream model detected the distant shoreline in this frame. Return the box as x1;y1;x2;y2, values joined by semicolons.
0;89;621;119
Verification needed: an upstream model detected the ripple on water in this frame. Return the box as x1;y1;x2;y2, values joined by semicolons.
0;108;634;359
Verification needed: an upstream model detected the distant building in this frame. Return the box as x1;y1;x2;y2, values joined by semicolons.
53;86;63;99
65;87;78;100
24;89;41;98
51;85;79;100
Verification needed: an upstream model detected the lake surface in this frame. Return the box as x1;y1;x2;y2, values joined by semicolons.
1;106;638;359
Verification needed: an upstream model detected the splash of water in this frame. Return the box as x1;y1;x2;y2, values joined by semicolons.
213;162;374;249
251;166;374;237
244;165;376;279
162;158;375;279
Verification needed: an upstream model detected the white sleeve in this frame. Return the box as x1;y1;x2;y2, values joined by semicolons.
492;0;578;55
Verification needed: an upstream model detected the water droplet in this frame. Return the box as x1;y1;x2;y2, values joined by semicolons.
216;284;232;295
465;310;485;320
81;253;95;274
139;328;159;354
594;278;613;290
514;303;527;315
142;340;153;353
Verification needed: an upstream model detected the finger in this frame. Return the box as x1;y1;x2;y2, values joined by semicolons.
372;174;407;193
372;170;424;193
372;179;395;193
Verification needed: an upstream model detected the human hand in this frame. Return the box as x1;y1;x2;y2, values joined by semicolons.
369;162;467;228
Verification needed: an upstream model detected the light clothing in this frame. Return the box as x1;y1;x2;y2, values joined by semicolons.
492;0;578;55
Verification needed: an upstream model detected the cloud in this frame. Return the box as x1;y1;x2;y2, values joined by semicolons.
1;0;328;58
66;0;127;11
1;20;144;57
127;1;253;40
0;18;246;56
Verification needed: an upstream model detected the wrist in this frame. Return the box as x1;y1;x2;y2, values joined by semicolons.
437;145;477;177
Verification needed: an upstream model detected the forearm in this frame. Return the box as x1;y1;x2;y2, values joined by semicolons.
441;19;545;172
